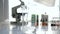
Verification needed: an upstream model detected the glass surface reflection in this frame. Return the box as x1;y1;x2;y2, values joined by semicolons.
9;24;25;34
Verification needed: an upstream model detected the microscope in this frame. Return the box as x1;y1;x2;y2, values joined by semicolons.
11;0;27;25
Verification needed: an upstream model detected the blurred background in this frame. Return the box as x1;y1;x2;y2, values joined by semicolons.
0;0;59;34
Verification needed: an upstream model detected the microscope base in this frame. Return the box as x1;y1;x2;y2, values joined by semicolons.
11;22;22;26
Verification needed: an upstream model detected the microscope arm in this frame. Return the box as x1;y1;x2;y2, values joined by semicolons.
12;5;22;18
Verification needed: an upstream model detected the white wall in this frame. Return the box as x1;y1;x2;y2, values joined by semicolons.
9;0;59;21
